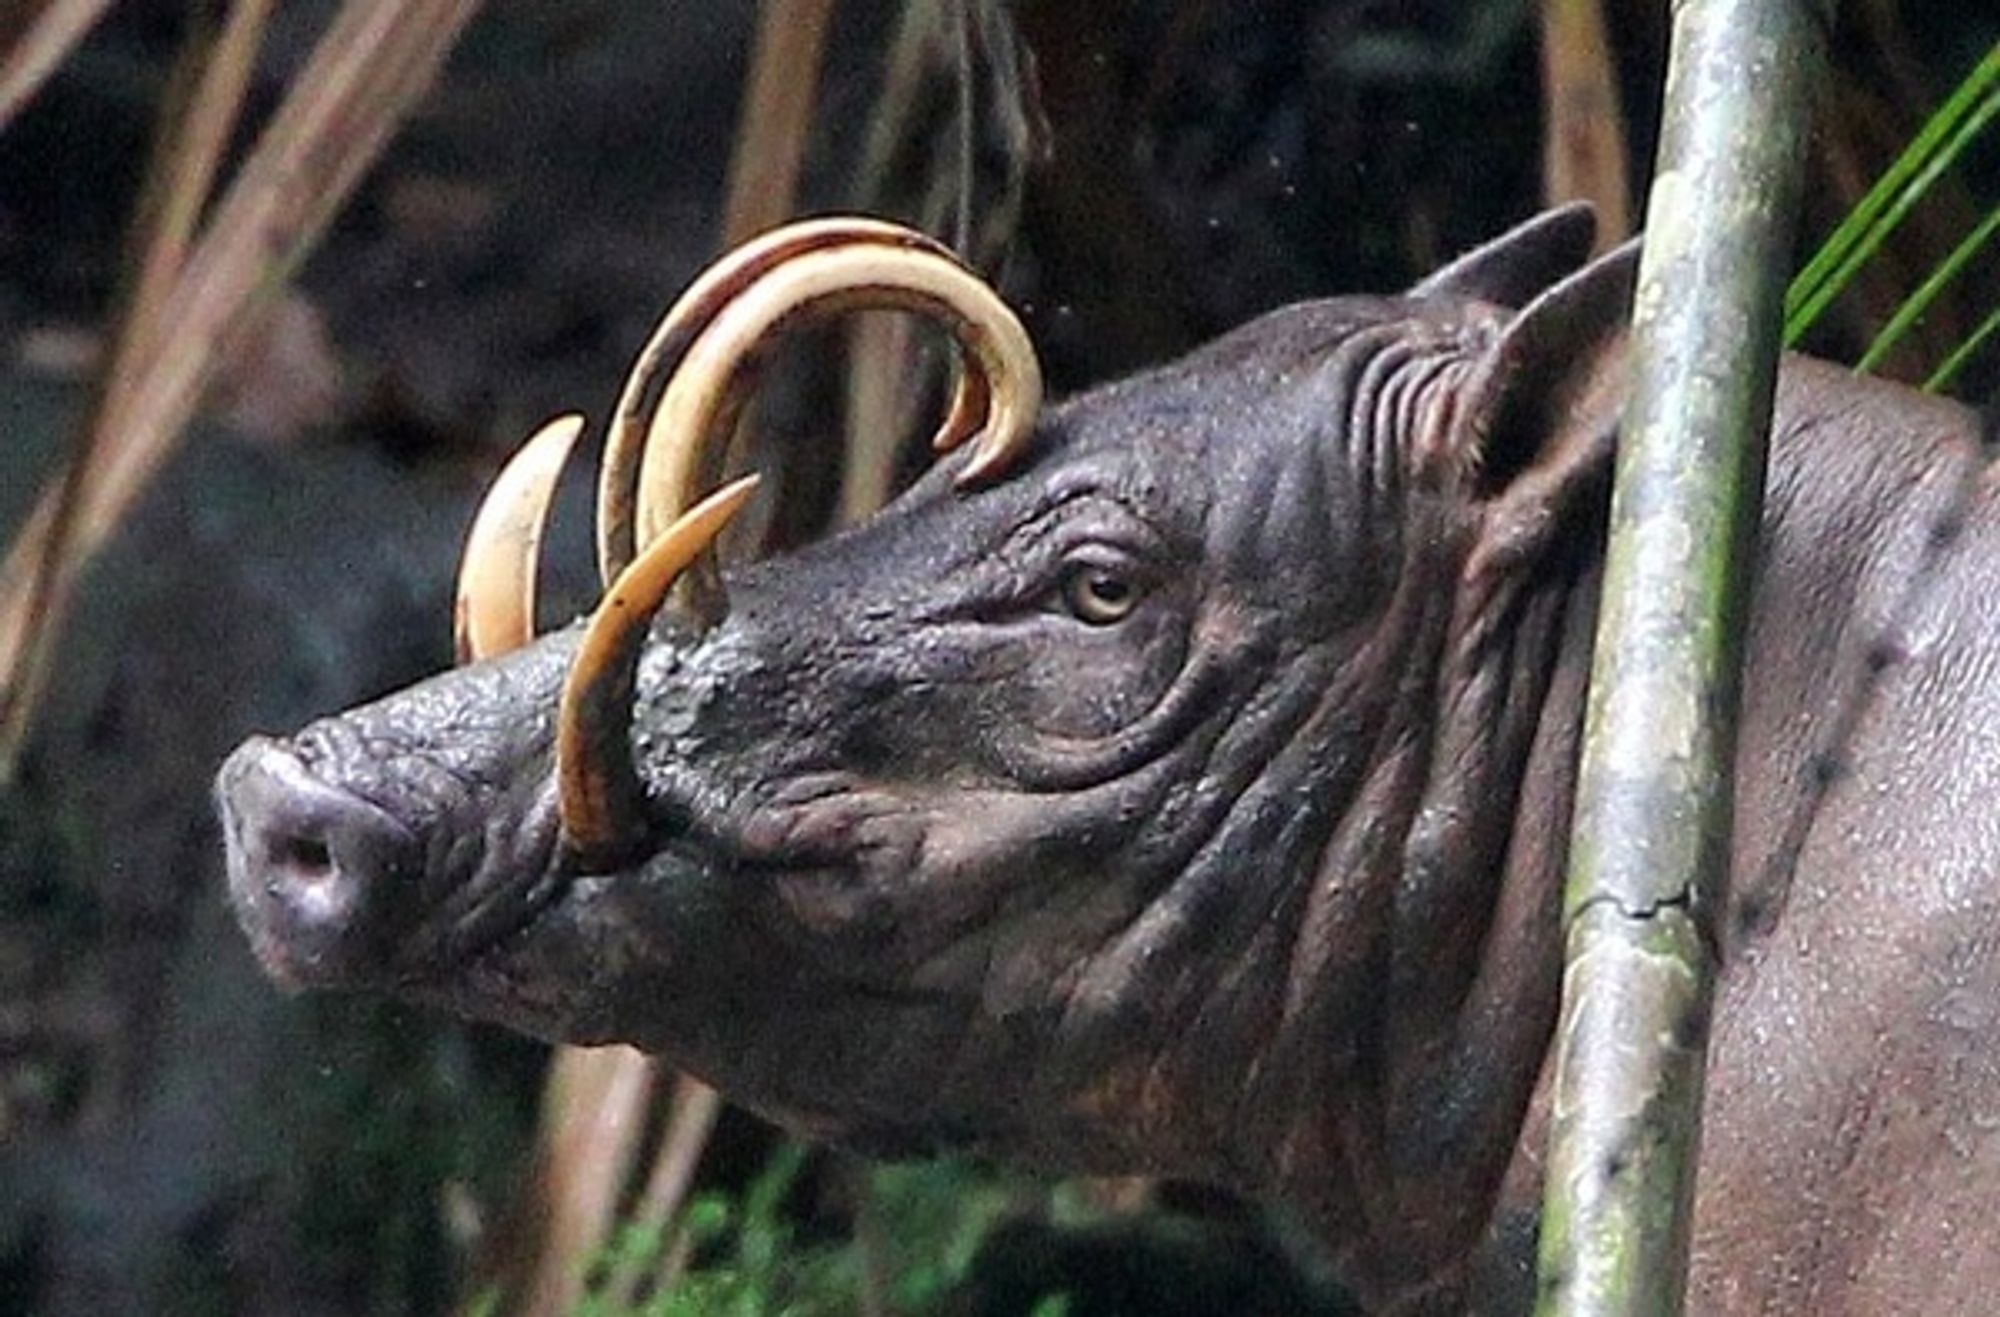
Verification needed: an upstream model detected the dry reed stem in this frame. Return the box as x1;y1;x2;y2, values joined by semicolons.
600;1075;724;1305
841;0;1033;526
840;0;949;527
510;1046;661;1317
0;0;275;773
0;0;117;137
1540;0;1631;247
0;0;483;773
720;0;840;243
712;0;841;517
841;312;923;523
0;0;271;774
119;0;278;382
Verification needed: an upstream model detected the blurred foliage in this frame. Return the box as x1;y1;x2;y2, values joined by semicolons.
465;1150;1077;1317
536;1147;1350;1317
292;999;539;1315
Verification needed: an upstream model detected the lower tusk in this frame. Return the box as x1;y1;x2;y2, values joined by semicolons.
454;414;584;664
555;474;761;868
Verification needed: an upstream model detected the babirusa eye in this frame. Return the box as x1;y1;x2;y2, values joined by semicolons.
1061;563;1141;625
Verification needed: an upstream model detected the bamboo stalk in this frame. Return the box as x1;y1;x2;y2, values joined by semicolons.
1534;2;1830;1313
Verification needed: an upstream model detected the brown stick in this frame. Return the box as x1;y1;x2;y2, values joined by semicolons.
507;1047;662;1317
1539;0;1632;248
720;0;840;243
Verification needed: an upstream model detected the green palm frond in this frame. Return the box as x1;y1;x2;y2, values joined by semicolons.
1784;39;2000;382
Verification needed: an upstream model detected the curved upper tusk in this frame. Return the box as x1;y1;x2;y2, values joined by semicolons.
632;241;1043;624
454;414;585;664
597;217;986;588
930;360;990;456
556;474;761;868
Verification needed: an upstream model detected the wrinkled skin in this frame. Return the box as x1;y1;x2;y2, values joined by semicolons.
217;210;2000;1313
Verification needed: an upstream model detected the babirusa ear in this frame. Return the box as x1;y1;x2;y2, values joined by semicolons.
1411;203;1599;309
1445;238;1639;642
1453;238;1640;497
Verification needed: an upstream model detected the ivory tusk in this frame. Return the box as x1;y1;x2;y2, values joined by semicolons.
555;475;761;867
633;242;1042;624
596;218;983;588
453;414;584;664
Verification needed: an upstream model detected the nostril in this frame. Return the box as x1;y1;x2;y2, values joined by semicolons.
270;831;335;886
217;736;419;984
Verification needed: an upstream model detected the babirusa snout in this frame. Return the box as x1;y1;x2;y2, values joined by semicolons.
218;734;419;987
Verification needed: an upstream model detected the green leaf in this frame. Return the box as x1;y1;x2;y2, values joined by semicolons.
1784;40;2000;346
1856;200;2000;373
1924;301;2000;394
